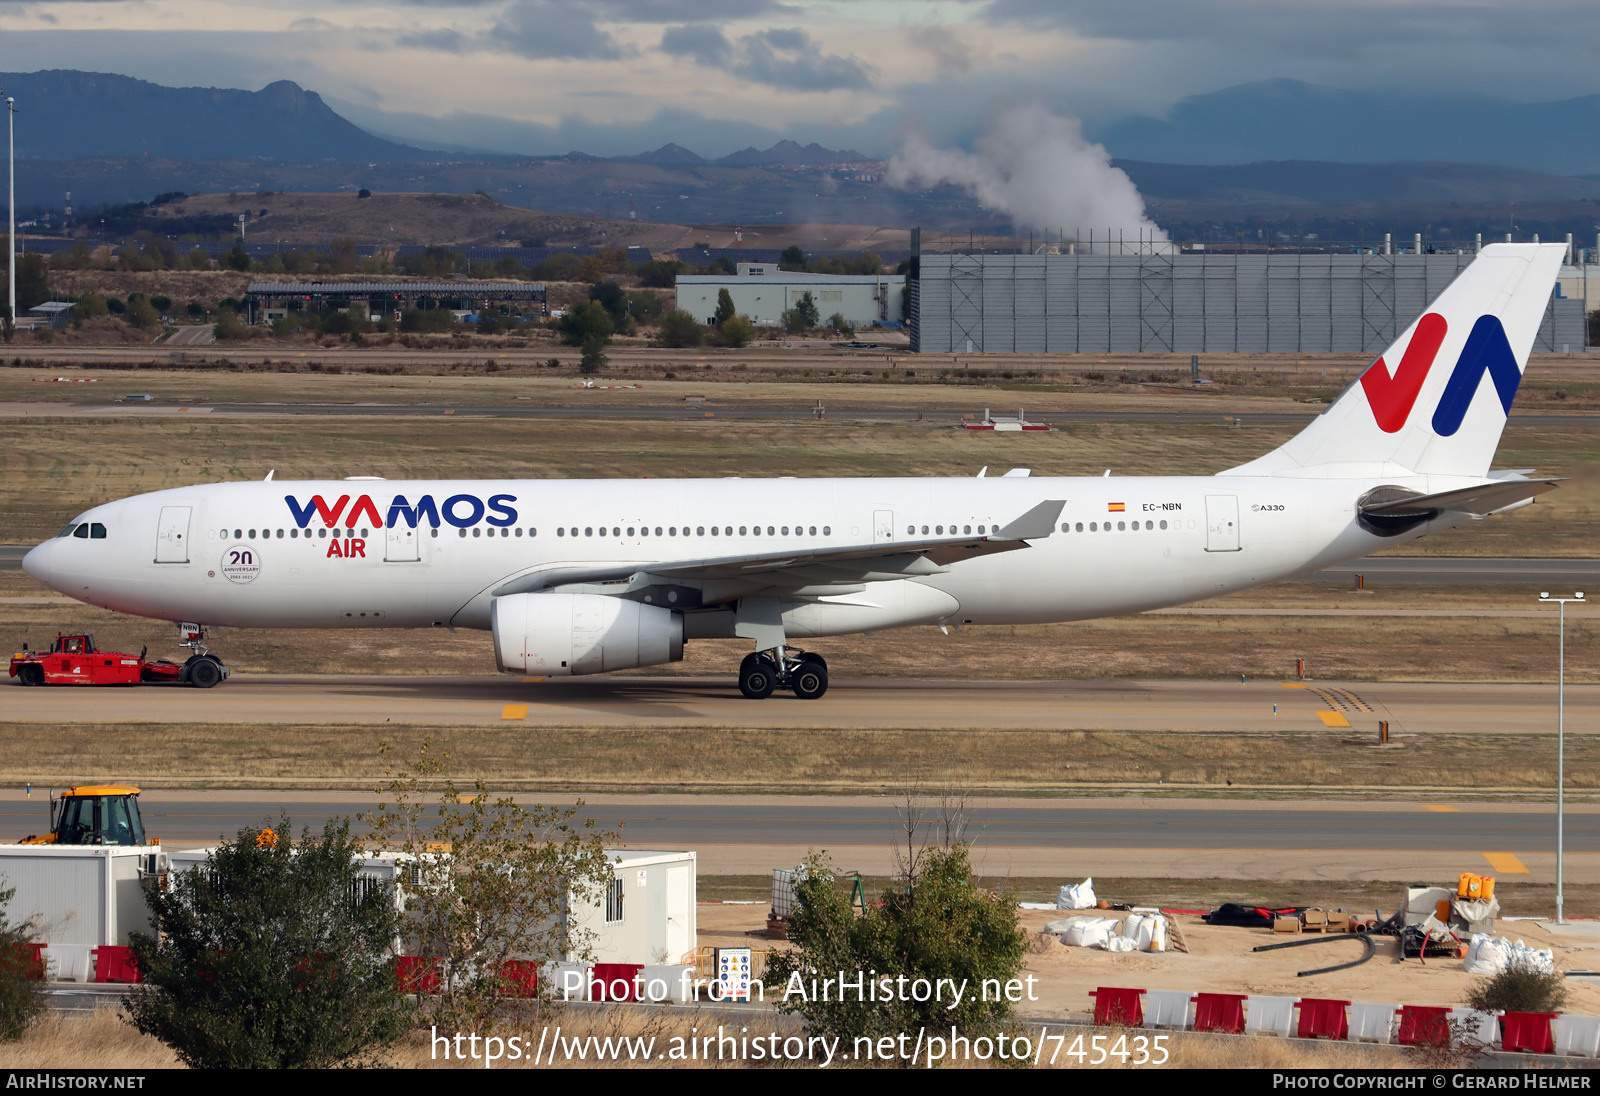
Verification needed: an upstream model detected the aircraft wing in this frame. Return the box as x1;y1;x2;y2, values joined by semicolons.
490;499;1064;603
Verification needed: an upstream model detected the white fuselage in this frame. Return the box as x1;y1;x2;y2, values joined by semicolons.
23;473;1464;638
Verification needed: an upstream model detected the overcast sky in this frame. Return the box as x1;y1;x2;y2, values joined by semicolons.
3;0;1598;157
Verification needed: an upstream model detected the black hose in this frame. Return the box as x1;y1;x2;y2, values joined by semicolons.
1298;934;1376;977
1252;934;1359;952
1249;931;1378;975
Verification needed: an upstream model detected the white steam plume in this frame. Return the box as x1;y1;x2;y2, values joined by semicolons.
887;104;1166;250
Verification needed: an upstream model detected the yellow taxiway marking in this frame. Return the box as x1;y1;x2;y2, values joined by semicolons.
500;704;529;721
520;677;545;683
1281;683;1308;689
1425;805;1460;812
1482;852;1529;874
1318;711;1351;728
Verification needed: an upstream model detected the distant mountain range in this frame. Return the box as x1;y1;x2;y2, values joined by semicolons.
1095;79;1600;176
7;69;1600;241
0;70;428;163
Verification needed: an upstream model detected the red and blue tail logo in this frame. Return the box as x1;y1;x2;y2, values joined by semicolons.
1359;312;1520;437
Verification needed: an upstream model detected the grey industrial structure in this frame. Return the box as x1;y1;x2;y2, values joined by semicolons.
676;263;905;328
909;251;1586;354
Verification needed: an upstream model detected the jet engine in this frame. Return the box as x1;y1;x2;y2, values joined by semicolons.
491;592;683;675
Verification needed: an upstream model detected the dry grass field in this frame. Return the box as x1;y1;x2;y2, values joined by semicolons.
0;719;1588;795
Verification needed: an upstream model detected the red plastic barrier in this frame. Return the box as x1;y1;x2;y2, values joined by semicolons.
1089;986;1146;1027
1501;1011;1558;1055
91;946;141;984
396;955;442;995
591;963;644;1002
1192;993;1248;1034
1398;1005;1451;1047
1297;998;1351;1040
498;960;539;999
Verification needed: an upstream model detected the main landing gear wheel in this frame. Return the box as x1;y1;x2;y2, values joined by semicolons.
738;653;777;699
790;661;828;700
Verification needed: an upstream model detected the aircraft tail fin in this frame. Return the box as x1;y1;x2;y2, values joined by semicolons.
1223;243;1566;479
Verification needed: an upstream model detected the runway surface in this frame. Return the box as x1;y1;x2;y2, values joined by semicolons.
5;674;1593;735
0;789;1588;880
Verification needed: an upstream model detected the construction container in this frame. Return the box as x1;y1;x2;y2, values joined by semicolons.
0;844;164;948
1458;873;1485;900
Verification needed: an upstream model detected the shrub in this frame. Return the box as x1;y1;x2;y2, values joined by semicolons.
123;818;413;1068
579;337;607;374
764;844;1025;1058
0;884;45;1040
362;740;616;1032
718;314;754;349
656;309;705;348
1466;955;1569;1014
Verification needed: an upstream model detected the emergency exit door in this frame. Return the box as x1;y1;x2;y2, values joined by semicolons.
1205;495;1241;552
155;506;191;563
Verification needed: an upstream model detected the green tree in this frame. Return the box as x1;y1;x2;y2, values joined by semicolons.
779;244;806;270
183;247;212;271
224;241;251;272
362;741;617;1032
579;336;608;374
123;818;413;1068
657;308;705;348
76;293;109;320
588;281;630;330
718;314;755;348
765;843;1026;1060
558;299;614;347
636;259;686;288
0;883;45;1040
794;291;820;329
124;293;161;330
828;312;854;336
713;287;736;327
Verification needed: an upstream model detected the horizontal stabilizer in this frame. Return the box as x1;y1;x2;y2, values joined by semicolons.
1360;478;1559;518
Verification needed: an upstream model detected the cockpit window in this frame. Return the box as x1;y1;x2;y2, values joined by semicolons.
89;523;107;539
58;524;78;537
73;525;89;539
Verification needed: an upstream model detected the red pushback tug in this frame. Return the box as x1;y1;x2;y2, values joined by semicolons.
8;633;204;687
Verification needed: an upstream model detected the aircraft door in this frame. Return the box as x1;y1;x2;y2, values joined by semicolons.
385;524;421;562
154;506;191;563
1205;495;1241;552
873;510;894;543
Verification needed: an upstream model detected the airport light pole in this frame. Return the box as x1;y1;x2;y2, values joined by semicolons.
6;94;14;329
1538;590;1585;925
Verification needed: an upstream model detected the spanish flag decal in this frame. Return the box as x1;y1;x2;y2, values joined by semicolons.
1107;502;1126;512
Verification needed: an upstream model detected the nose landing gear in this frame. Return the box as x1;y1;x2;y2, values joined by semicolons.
738;648;828;700
176;622;231;689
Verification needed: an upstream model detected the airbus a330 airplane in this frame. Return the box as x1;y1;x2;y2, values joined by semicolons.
22;244;1566;700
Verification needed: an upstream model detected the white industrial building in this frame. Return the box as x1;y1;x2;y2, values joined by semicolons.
676;263;905;328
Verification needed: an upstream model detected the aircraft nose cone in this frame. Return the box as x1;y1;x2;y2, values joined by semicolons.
21;541;58;588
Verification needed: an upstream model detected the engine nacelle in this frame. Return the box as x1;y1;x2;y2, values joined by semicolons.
491;593;683;676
